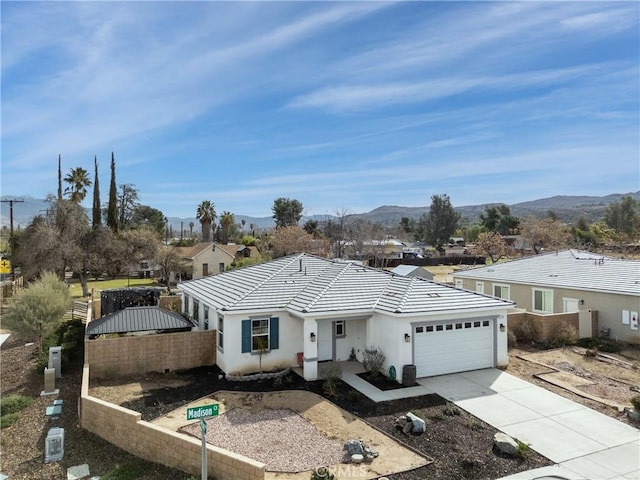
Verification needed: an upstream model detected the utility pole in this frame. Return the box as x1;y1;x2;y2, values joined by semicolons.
1;199;24;278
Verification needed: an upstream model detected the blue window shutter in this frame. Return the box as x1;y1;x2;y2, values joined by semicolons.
241;320;251;353
270;317;279;350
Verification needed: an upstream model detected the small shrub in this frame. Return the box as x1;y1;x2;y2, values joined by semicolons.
549;320;577;347
320;362;342;397
597;338;622;353
631;396;640;411
511;318;538;344
362;346;386;376
346;390;360;402
1;394;34;415
516;440;530;459
585;349;597;357
577;337;600;349
443;403;461;416
310;467;335;480
0;413;20;428
272;375;284;388
428;412;444;421
101;462;148;480
466;419;484;431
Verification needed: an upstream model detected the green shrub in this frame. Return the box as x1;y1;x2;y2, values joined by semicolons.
101;462;147;480
362;346;385;376
320;362;342;397
0;413;20;428
516;440;530;459
310;467;335;480
576;337;622;353
1;394;33;415
428;412;444;421
631;396;640;411
443;403;461;416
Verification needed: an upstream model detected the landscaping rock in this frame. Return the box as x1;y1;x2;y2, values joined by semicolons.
406;412;425;434
402;421;414;434
351;454;364;464
493;432;519;457
344;439;364;456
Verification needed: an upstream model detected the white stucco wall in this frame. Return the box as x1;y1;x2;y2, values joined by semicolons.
334;318;367;361
216;311;303;376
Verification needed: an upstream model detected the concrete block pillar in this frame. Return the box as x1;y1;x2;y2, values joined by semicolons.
48;346;62;378
43;367;56;393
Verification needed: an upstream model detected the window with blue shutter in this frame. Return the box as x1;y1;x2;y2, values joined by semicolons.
270;317;279;350
243;317;280;353
241;319;251;353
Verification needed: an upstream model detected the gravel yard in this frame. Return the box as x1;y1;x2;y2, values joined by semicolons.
180;408;345;472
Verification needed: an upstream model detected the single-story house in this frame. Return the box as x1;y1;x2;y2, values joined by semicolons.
452;249;640;344
86;306;195;338
173;242;259;281
390;265;434;281
178;253;514;381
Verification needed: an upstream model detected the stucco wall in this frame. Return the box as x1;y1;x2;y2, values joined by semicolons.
85;330;216;379
217;311;303;376
80;366;264;479
334;318;367;361
459;278;638;343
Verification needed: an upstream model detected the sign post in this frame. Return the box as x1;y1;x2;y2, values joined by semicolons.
186;404;219;480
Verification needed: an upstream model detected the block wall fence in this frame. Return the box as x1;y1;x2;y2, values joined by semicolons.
85;330;216;379
80;365;265;479
507;310;598;342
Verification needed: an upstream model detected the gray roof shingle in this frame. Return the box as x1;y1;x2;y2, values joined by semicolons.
178;254;512;315
87;306;195;335
453;249;640;296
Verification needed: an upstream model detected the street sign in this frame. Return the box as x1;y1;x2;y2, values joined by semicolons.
186;404;219;421
0;259;10;274
187;405;219;480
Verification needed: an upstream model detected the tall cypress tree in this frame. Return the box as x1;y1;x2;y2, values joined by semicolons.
92;156;101;228
107;152;118;232
57;154;62;200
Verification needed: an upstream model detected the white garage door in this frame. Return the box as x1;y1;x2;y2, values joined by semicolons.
414;319;494;377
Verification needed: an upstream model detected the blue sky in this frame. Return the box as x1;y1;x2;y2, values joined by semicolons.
2;1;639;219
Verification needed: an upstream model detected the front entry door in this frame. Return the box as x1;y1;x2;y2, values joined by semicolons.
317;320;333;361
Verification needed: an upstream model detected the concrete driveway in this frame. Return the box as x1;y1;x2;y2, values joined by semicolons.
418;369;639;480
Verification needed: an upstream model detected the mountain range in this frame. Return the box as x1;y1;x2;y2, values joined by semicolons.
1;192;638;231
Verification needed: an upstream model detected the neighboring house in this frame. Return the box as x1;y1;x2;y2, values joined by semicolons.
129;259;160;279
178;253;513;381
173;242;259;281
452;249;640;344
391;265;434;281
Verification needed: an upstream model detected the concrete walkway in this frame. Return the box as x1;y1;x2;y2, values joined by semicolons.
339;364;639;480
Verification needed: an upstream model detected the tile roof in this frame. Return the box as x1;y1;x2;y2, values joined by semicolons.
178;253;512;315
176;242;213;259
453;249;640;296
86;306;194;335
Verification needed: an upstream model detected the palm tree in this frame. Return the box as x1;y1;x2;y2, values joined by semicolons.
64;167;92;203
196;200;216;242
189;222;194;238
219;211;235;244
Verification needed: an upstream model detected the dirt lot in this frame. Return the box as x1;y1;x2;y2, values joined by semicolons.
506;346;640;425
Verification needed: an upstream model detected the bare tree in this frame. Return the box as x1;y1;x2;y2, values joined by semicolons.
519;216;569;254
271;226;314;258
